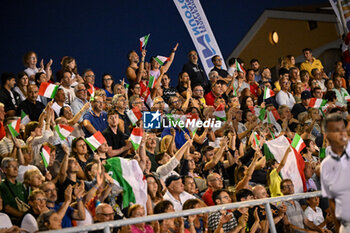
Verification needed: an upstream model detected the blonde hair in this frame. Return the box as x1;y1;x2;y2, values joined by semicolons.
24;169;44;186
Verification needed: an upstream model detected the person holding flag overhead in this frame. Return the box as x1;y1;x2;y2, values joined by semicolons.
150;43;178;81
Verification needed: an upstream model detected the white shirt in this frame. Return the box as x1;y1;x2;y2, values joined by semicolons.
304;206;325;227
321;141;350;221
0;213;12;229
21;213;38;233
156;156;180;181
163;190;196;211
276;90;296;109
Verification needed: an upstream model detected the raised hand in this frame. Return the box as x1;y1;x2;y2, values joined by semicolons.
173;43;179;52
64;184;73;203
74;181;85;199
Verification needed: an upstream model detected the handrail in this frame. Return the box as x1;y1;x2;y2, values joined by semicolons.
42;191;322;233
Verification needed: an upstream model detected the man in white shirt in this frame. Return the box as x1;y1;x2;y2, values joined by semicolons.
275;76;295;109
163;175;195;211
321;113;350;233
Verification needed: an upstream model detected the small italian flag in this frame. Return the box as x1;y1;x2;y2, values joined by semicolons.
85;131;107;151
232;84;238;97
54;124;74;140
213;104;226;121
88;83;95;101
308;98;327;108
263;86;275;100
8;118;20;137
154;56;170;66
38;82;59;98
248;106;266;121
235;59;245;73
145;91;153;108
125;83;129;92
130;127;143;150
140;34;150;51
253;131;260;147
126;107;142;126
291;133;306;153
41;145;50;168
148;75;156;89
21;110;30;125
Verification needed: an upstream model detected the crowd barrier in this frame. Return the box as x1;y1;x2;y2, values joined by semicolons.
42;191;322;233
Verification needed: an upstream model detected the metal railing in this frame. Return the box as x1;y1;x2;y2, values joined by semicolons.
43;191;322;233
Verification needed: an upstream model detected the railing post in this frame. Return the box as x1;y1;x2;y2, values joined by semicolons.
264;203;277;233
104;226;111;233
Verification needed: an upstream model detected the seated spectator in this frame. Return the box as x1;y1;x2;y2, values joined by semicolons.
291;90;311;119
37;210;62;231
293;82;303;104
0;117;25;158
210;55;231;83
182;199;207;233
23;169;44;192
209;189;247;233
17;84;45;121
13;72;29;102
333;74;349;105
59;70;76;105
202;173;224;206
145;174;163;215
0;195;13;231
300;70;311;91
0;73;20;117
163;175;195;211
275;76;295;109
52;88;69;117
234;189;260;232
153;200;181;233
71;84;90;123
182;176;201;199
92;203;117;233
128;204;154;233
176;72;190;98
205;82;223;107
304;195;332;233
112;94;131;139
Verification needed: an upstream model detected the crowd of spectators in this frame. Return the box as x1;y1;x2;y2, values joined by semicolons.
0;44;347;233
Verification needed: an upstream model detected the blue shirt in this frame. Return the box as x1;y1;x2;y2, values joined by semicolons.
161;127;190;149
103;89;114;98
71;97;90;123
83;110;108;137
50;203;73;228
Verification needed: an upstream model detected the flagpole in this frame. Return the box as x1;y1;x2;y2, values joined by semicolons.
337;0;349;33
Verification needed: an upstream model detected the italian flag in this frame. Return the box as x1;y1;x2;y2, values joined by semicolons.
213;104;226;121
125;83;129;92
263;86;275;100
88;83;95;101
21;110;30;125
264;109;280;125
154;56;170;66
130;127;143;150
232;84;238;97
291;133;306;153
140;34;150;51
38;82;59;98
126;107;142;126
8;118;20;137
145;91;153;109
85;131;107;151
308;98;327;108
54;124;74;140
235;59;245;73
249;106;266;121
265;136;306;193
253;131;260;147
148;75;156;89
41;145;50;168
104;157;147;208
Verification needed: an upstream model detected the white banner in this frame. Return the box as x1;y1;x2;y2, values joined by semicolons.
329;0;350;33
173;0;227;76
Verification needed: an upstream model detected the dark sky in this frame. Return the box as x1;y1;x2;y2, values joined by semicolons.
0;0;329;86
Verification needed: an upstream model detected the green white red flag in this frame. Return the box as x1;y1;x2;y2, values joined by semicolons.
148;75;156;89
85;131;107;151
308;98;327;108
213;104;226;121
291;133;306;153
38;82;59;98
263;86;275;100
41;145;50;168
88;83;95;101
130;127;143;150
235;59;245;73
21;110;30;125
253;131;260;147
154;56;170;66
126;107;142;126
8;118;20;137
140;34;150;51
54;124;74;140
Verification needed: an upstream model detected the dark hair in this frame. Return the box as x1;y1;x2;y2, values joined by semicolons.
228;57;236;66
127;50;137;60
23;51;37;66
324;113;344;132
311;68;320;76
279;68;289;76
302;48;312;53
34;72;45;87
71;137;87;158
101;73;115;90
240;96;253;111
211;55;220;63
1;72;16;87
236;189;254;202
85;161;99;181
107;108;118;117
183;199;201;210
37;210;57;231
82;69;93;78
324;91;336;102
154;200;173;215
24;121;39;141
201;146;214;156
280;179;293;190
212;189;229;203
145;174;163;201
250;58;259;64
246;68;254;74
300;70;309;78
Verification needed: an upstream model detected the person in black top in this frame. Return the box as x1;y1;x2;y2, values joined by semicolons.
210;55;232;84
291;90;311;119
182;50;208;89
102;109;131;158
161;73;179;105
17;84;45;121
0;72;20;116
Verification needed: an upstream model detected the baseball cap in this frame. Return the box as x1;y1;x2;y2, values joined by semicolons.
301;91;311;100
165;175;181;187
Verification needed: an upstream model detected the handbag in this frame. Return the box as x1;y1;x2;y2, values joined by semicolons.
4;180;30;212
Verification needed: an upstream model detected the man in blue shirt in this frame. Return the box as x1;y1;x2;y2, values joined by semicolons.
83;96;108;137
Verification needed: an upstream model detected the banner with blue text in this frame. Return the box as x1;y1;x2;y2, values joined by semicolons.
173;0;227;77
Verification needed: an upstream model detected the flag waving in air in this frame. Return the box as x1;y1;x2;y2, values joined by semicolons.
88;83;95;101
263;86;275;100
213;104;226;121
154;56;170;66
54;124;74;140
8;118;20;138
130;127;143;150
291;133;306;153
140;34;150;51
235;59;245;73
38;82;59;98
126;107;143;126
21;110;30;125
85;131;107;151
308;98;327;108
41;145;51;168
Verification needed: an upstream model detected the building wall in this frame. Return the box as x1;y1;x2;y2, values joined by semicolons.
238;18;339;68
